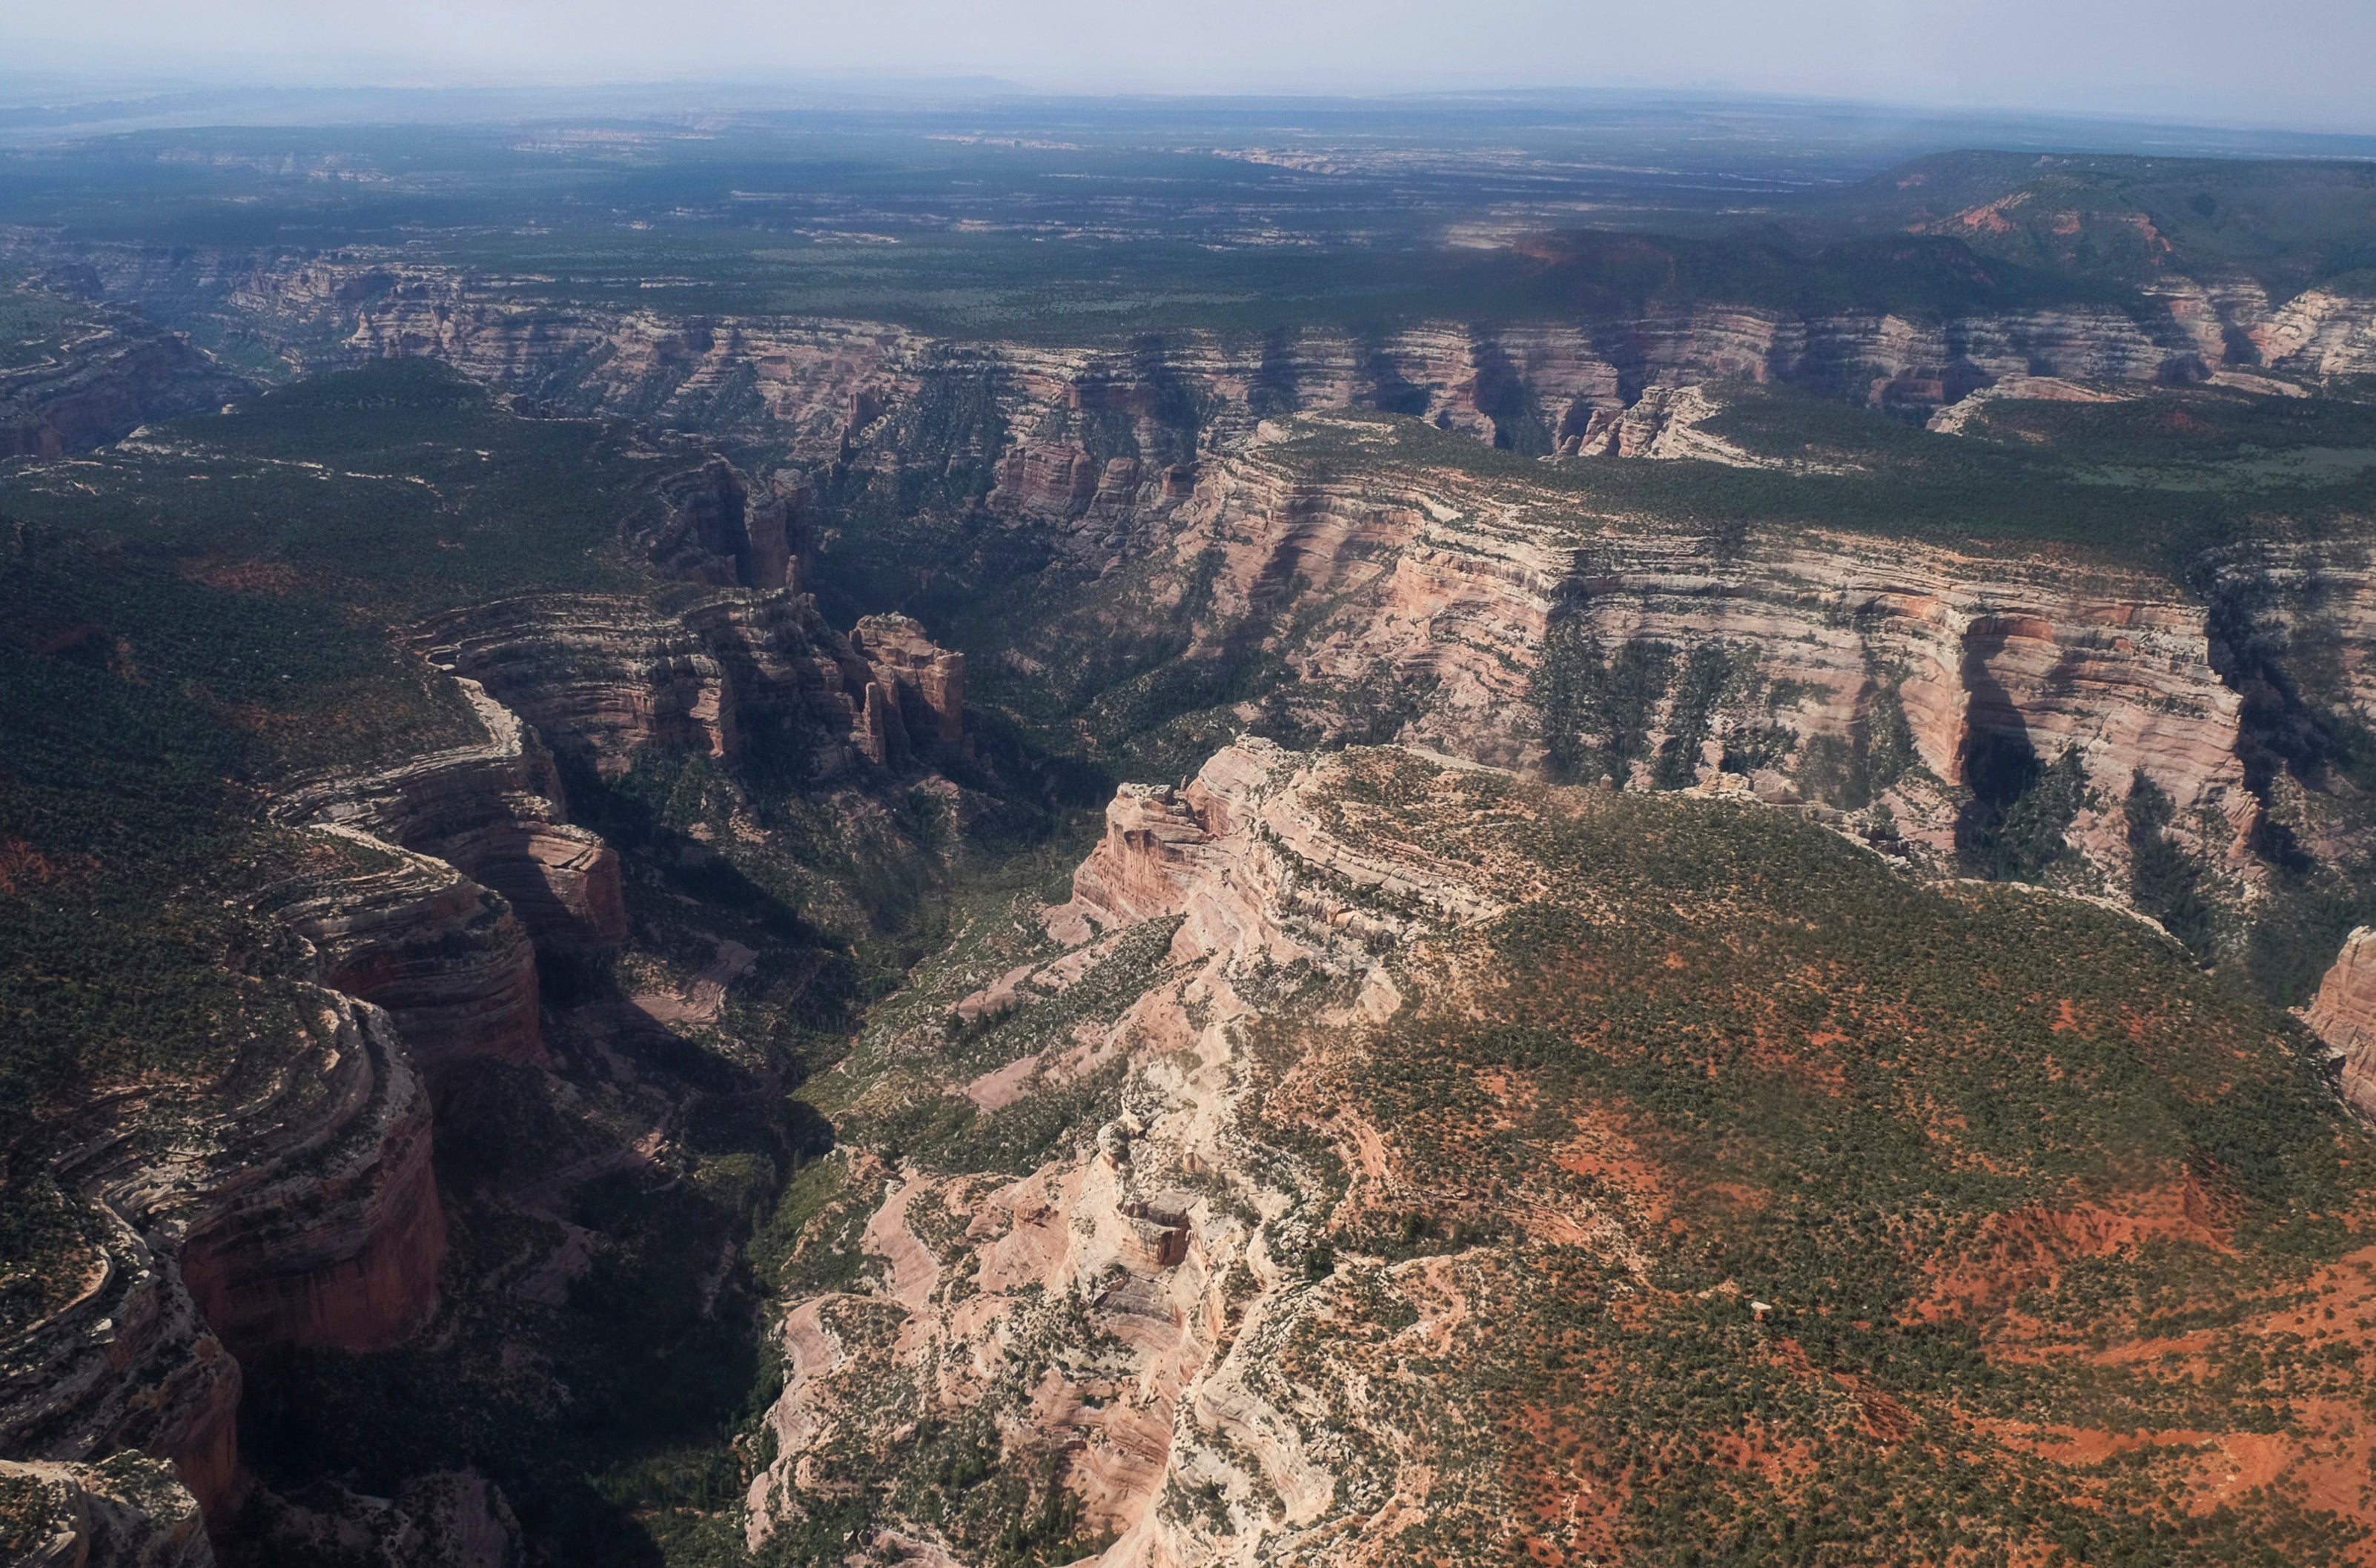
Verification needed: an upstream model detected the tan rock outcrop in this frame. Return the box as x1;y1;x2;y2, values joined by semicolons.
853;613;967;755
2306;928;2376;1119
0;1454;216;1568
744;742;1513;1563
1145;437;2260;884
415;587;959;780
21;236;2369;492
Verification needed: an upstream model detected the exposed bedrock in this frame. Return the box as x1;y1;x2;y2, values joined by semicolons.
852;612;967;760
649;456;813;591
2307;928;2376;1119
413;586;969;779
173;999;446;1363
274;678;626;958
260;830;546;1076
0;321;251;460
4;990;444;1520
746;741;1502;1562
18;240;2376;489
0;1453;217;1568
1159;451;2265;882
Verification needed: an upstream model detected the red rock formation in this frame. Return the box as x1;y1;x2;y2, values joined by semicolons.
415;589;912;781
176;999;448;1358
992;442;1102;520
850;613;966;754
264;833;546;1075
276;680;626;955
6;992;443;1521
1060;785;1226;933
854;680;896;768
2306;928;2376;1119
647;458;812;592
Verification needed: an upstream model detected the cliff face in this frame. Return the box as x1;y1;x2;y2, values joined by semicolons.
0;1453;216;1568
2;990;443;1518
1115;435;2260;895
650;458;813;592
0;308;250;460
413;588;967;781
17;239;2376;489
1;672;652;1531
171;995;446;1361
852;613;967;764
274;679;626;959
2307;928;2376;1118
262;832;546;1076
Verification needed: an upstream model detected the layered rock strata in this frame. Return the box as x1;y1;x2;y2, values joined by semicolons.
2306;928;2376;1119
16;238;2375;495
852;612;967;763
259;830;546;1075
736;741;1604;1564
0;1454;216;1568
648;457;811;591
274;679;626;958
413;591;966;780
1152;437;2258;884
743;741;1507;1561
0;308;249;460
4;990;444;1518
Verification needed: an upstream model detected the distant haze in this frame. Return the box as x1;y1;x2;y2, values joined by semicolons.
6;0;2375;135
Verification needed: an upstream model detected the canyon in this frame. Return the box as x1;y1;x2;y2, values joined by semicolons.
6;128;2376;1568
12;236;2376;486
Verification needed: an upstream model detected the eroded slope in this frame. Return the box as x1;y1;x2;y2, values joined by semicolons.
741;741;2376;1567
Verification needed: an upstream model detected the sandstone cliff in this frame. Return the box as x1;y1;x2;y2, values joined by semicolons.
274;678;626;961
260;830;547;1077
1082;425;2263;902
413;588;966;781
2;989;443;1519
16;236;2375;494
2307;928;2376;1119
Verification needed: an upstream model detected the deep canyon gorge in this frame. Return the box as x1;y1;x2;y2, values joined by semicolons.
6;116;2376;1568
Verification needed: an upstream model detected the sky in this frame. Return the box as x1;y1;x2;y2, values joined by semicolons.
7;0;2375;133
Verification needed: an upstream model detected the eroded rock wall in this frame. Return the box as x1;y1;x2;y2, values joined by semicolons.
18;237;2376;488
414;588;967;781
4;991;443;1519
1138;442;2264;890
743;742;1533;1565
261;830;546;1075
274;679;626;957
0;314;251;460
2307;928;2376;1119
0;1454;216;1568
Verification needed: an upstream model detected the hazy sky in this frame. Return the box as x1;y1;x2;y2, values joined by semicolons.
11;0;2376;133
